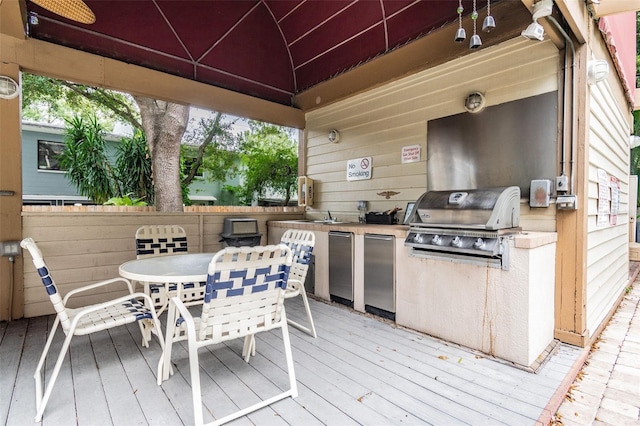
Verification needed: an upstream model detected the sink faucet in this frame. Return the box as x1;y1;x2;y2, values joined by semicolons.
327;211;333;221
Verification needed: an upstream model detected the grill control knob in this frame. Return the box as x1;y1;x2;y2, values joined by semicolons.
431;235;442;245
473;238;485;249
451;236;462;247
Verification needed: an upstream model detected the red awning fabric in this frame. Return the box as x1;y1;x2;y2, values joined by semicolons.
598;12;637;107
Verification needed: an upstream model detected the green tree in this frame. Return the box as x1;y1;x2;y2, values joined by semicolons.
22;73;187;211
58;116;116;204
115;130;154;204
181;112;240;186
235;121;298;205
57;116;154;205
22;73;140;130
21;73;242;211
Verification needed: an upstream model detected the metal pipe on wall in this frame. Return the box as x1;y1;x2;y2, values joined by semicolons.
546;15;577;196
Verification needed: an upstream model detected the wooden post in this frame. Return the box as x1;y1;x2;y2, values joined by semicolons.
554;40;589;347
0;62;24;321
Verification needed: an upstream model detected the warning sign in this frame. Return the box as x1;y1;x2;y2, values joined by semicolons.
401;145;421;163
347;157;372;181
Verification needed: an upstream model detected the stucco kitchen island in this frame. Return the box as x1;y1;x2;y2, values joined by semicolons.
268;220;557;369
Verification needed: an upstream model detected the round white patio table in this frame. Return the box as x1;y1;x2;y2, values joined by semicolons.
119;252;214;284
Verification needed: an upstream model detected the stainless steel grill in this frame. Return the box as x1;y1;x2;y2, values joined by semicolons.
404;186;521;269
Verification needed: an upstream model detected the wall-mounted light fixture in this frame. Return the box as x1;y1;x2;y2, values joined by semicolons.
464;91;486;113
521;0;553;41
587;59;609;85
328;129;340;143
0;76;19;100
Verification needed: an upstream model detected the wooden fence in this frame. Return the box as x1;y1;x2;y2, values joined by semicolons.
20;206;305;318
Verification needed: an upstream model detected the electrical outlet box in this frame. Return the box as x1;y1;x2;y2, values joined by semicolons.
530;180;551;208
555;175;568;192
0;241;21;257
557;195;578;210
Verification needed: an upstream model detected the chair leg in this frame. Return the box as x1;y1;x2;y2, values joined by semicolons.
187;340;205;426
138;294;163;348
34;317;60;420
210;319;299;425
281;317;298;398
159;301;179;383
35;325;75;422
287;290;317;338
242;335;255;363
146;309;171;385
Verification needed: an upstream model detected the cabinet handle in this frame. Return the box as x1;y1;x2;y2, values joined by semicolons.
329;232;351;238
365;235;393;241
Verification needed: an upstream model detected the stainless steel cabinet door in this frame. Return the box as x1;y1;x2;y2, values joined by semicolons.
364;234;394;313
329;231;353;304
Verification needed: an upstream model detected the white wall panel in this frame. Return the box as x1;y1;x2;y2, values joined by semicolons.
586;77;631;335
305;38;560;226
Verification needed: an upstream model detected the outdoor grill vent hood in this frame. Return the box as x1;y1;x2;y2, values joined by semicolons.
412;186;521;230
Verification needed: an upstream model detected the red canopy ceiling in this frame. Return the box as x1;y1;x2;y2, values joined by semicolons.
26;0;502;106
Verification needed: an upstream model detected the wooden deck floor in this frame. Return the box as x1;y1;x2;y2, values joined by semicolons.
1;296;581;425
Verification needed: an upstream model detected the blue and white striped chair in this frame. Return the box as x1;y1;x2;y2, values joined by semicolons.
242;229;316;362
280;229;317;337
159;244;298;426
135;224;188;258
135;225;205;315
20;237;165;422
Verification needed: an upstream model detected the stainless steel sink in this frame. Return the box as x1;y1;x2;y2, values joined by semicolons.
313;220;345;224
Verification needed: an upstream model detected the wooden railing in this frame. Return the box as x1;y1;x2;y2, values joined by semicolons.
20;206;305;318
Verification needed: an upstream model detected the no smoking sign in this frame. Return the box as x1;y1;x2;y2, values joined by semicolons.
347;157;372;181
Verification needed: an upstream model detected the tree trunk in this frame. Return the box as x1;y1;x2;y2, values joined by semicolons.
134;97;189;212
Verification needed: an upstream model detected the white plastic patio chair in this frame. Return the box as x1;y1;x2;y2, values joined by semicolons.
242;229;316;362
135;225;204;315
159;244;298;426
280;229;317;337
20;237;165;422
135;224;188;258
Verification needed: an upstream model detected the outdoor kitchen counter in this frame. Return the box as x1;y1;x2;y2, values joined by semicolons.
267;220;408;237
268;220;407;316
269;219;558;369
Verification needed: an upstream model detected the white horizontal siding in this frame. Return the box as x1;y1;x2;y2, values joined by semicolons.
586;77;631;335
305;38;560;227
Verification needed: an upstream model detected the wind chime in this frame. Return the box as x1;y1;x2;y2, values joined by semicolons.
454;0;496;49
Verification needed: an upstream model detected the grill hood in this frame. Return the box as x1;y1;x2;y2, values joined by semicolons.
410;186;521;230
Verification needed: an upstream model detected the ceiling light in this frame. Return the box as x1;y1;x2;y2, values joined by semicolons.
521;0;553;41
328;129;340;143
0;76;19;100
30;0;96;24
464;92;486;113
521;21;545;41
587;60;610;84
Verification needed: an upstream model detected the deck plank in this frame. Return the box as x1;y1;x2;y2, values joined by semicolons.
0;319;28;424
90;328;148;425
108;323;183;425
71;333;112;426
276;308;530;424
40;316;78;426
3;317;44;425
290;302;540;423
0;295;582;425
